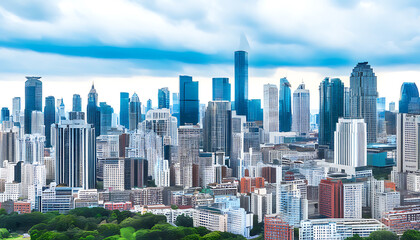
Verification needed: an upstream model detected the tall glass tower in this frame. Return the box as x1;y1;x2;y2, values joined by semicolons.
212;78;231;102
44;96;56;148
24;77;42;134
158;87;170;109
72;94;82;112
247;99;263;122
399;82;420;114
292;83;310;137
100;102;113;135
120;92;130;129
179;75;199;126
1;107;9;123
234;51;248;117
349;62;378;143
319;77;344;149
279;77;292;132
87;84;101;137
129;93;141;131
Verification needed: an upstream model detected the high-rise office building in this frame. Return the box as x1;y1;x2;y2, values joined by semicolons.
178;125;200;188
146;99;152;113
377;97;386;136
292;83;310;137
334;118;367;167
343;182;363;219
234;51;248;117
141;108;178;146
203;101;232;156
263;84;279;133
0;128;18;163
24;77;42;134
158;87;170;109
264;215;294;240
399;82;420;114
12;97;21;123
129;93;141;131
53;119;96;189
319;179;343;218
350;62;378;143
72;94;82;112
319;77;344;149
389;101;396;112
31;111;44;135
44;96;56;148
119;92;130;129
100;102;113;135
396;114;420;172
247;99;263;122
179;75;199;126
344;87;351;118
279;78;292;132
87;84;101;137
1;107;10;123
172;93;180;125
212;78;231;102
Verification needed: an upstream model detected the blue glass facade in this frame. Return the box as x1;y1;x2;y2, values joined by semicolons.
158;87;170;109
24;77;42;134
279;77;292;132
72;94;82;112
120;92;130;129
180;75;199;125
212;78;231;101
44;96;56;148
247;99;263;122
399;82;420;114
1;107;9;122
319;77;344;149
100;102;113;135
129;93;141;131
234;51;248;117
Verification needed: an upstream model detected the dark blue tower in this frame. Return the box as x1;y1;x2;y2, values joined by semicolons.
24;77;42;134
72;94;82;112
279;77;292;132
319;77;344;149
212;78;231;102
120;92;130;129
1;107;10;122
247;99;263;122
44;96;56;148
234;51;248;117
179;75;199;125
87;84;101;137
399;82;420;114
100;102;113;135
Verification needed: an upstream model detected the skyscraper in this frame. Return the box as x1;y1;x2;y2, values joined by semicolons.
129;93;141;131
212;78;231;102
377;97;386;136
247;99;263;122
31;111;45;135
319;179;343;218
100;102;113;135
279;78;292;132
158;87;170;109
72;94;82;112
396;114;420;172
12;97;21;123
178;125;201;188
292;83;310;137
53;119;96;189
263;84;279;133
87;84;101;137
44;96;56;148
203;101;232;156
24;77;42;134
344;87;350;118
334;118;367;167
172;93;180;125
235;51;248;117
120;92;130;129
179;75;199;126
399;82;420;114
1;107;10;123
146;99;152;113
350;62;378;143
319;77;344;149
58;99;66;122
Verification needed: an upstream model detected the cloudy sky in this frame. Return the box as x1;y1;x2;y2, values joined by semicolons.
1;0;420;112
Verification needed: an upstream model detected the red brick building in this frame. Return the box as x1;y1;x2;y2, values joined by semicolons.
381;207;420;235
240;177;265;193
104;202;132;211
14;202;31;214
264;215;293;240
318;179;343;218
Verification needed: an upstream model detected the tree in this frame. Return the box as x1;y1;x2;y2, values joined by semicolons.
171;205;179;210
0;228;10;238
345;234;364;240
368;230;398;240
98;223;120;238
175;214;193;228
401;230;420;240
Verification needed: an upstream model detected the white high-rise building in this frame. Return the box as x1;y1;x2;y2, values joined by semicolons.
103;159;124;191
396;114;420;172
250;188;272;222
292;83;310;137
141;108;178;146
263;84;279;134
178;125;200;188
155;159;170;187
31;111;44;135
23;134;45;164
96;135;119;159
278;181;308;227
407;172;420;192
373;191;400;219
343;182;363;219
12;97;21;123
334;118;367;167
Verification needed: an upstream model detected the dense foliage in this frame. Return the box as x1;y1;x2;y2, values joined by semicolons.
345;230;419;240
0;207;247;240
